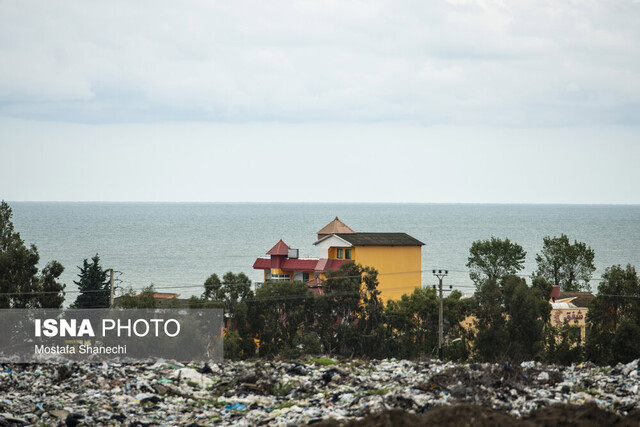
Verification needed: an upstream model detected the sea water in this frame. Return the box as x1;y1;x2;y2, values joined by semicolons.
9;202;640;305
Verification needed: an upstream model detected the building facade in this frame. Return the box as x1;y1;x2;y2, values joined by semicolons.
253;217;424;301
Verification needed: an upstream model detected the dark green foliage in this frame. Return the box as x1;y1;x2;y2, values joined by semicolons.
202;273;221;300
385;287;469;359
223;329;245;360
385;287;438;358
502;275;549;360
471;279;509;361
292;327;322;356
195;271;256;358
471;275;548;362
0;200;65;308
586;264;640;364
535;234;595;292
37;261;66;309
72;254;110;308
115;285;157;308
612;319;640;364
315;263;388;358
250;280;314;357
543;324;584;365
466;237;526;284
532;276;554;314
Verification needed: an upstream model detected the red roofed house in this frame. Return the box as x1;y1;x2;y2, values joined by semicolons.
253;217;424;300
253;237;350;292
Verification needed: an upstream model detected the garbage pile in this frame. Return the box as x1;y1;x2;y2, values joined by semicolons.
1;358;639;426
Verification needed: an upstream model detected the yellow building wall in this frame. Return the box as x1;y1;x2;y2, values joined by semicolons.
350;246;422;302
328;247;356;260
551;308;588;341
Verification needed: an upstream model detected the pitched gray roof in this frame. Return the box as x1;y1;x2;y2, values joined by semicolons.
335;233;424;246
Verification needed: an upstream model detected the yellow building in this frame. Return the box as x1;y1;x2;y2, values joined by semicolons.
313;218;424;301
550;288;595;342
253;217;424;301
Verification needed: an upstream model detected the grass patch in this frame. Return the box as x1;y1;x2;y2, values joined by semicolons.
271;380;295;397
364;388;389;396
275;401;297;410
309;357;338;366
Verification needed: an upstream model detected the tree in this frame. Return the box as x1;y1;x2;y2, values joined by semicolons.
249;280;314;357
543;323;584;365
470;279;509;361
36;261;66;309
202;273;221;301
585;264;640;364
501;275;549;361
115;284;157;309
385;287;468;359
535;234;595;292
471;275;548;362
466;237;526;284
72;254;110;308
316;263;388;357
0;200;65;308
194;271;256;359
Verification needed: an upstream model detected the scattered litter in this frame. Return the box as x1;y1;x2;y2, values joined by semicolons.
0;358;639;425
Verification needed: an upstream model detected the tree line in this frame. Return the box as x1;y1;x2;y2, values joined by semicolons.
195;234;637;365
2;200;638;364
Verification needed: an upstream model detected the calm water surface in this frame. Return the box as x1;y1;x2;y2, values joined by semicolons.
9;203;640;306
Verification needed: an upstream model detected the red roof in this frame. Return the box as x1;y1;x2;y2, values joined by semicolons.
325;259;350;271
253;257;351;273
266;239;290;256
282;258;319;271
253;258;271;269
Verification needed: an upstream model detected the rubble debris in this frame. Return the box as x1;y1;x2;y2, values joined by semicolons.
0;358;639;425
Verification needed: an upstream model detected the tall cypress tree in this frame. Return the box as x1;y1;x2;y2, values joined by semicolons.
72;254;110;308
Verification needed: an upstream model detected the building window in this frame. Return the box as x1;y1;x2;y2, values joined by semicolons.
569;327;581;342
303;273;310;282
336;249;343;259
345;249;352;260
271;274;291;281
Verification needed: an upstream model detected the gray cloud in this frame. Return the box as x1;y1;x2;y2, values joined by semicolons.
0;0;639;125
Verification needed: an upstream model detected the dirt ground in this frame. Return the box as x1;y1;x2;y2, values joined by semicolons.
312;402;640;427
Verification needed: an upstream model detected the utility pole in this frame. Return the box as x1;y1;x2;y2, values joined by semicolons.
109;268;115;308
432;269;448;361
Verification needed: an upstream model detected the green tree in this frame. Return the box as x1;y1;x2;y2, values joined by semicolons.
72;254;110;308
471;278;509;361
612;319;640;364
202;273;221;301
36;261;66;309
316;263;387;357
249;280;314;357
585;264;640;364
535;234;595;292
471;275;548;362
542;323;584;365
195;271;256;359
115;284;157;308
385;287;468;359
466;237;527;284
0;200;65;308
501;275;549;361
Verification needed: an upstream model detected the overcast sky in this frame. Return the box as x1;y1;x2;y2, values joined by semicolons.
1;0;639;203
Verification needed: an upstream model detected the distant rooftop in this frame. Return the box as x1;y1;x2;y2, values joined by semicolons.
334;232;424;246
317;217;355;237
266;239;290;256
